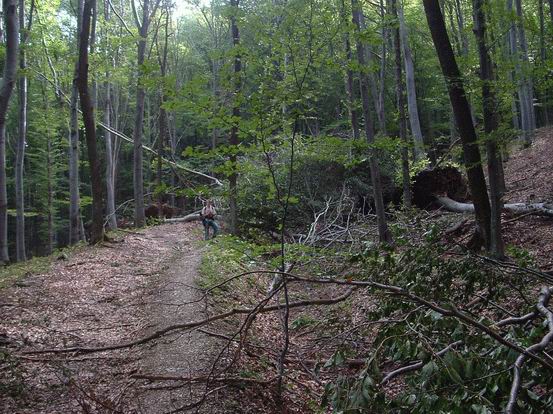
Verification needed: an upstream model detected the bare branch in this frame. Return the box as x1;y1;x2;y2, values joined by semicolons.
506;287;553;413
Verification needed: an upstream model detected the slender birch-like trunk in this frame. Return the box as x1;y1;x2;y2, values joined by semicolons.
398;4;424;158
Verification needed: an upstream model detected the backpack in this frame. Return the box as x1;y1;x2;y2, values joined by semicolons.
202;205;216;219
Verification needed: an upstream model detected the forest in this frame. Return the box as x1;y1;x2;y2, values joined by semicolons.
1;0;553;412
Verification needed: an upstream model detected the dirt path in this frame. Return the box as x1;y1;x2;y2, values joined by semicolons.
137;226;223;413
0;222;225;413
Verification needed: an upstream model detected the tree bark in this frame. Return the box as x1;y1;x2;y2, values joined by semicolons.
340;0;360;140
398;4;424;159
132;0;152;227
103;0;117;230
377;0;387;136
423;0;491;247
228;0;241;235
514;0;535;133
391;0;411;208
473;0;504;258
104;80;117;230
157;8;169;220
0;0;19;264
454;0;469;56
77;0;104;244
508;0;534;145
351;0;392;243
16;0;29;261
69;0;84;245
46;137;53;254
538;0;549;125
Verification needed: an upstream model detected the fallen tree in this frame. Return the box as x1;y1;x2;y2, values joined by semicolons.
413;167;553;217
437;196;553;217
164;212;224;223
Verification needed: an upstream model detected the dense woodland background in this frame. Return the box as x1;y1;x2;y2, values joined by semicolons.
0;0;549;259
2;0;553;412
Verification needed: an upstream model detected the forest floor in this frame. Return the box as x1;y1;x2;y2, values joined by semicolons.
501;127;553;269
0;222;232;413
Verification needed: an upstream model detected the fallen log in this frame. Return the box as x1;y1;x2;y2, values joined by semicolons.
436;196;553;217
164;213;201;223
164;212;223;223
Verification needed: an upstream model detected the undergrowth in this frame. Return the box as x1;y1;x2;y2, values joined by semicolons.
197;217;551;413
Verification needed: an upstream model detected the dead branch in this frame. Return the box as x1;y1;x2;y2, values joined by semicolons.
23;288;354;355
32;69;222;186
380;340;463;385
506;287;553;414
132;373;275;385
495;311;539;328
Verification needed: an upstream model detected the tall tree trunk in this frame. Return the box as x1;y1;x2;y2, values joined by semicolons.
16;0;28;261
514;0;535;133
157;8;169;219
211;59;220;148
104;81;117;229
340;0;360;140
0;0;19;264
69;0;84;245
103;1;116;229
77;0;104;244
538;0;549;125
377;0;387;135
351;0;392;243
132;0;152;227
508;0;534;145
169;114;177;207
423;0;492;248
391;0;411;208
228;0;241;235
474;0;504;258
46;137;53;254
398;4;424;158
454;0;469;56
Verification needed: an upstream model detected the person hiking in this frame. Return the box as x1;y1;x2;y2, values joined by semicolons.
200;200;219;240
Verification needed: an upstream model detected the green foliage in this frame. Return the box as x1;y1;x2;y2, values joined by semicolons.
323;222;551;413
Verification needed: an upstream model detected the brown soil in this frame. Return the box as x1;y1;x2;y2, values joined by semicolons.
0;222;226;413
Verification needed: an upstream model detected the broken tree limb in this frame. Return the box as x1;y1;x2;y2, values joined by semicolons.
97;122;222;187
23;288;354;355
164;213;201;223
436;196;553;217
164;212;224;223
32;68;222;186
380;340;463;385
506;287;553;414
